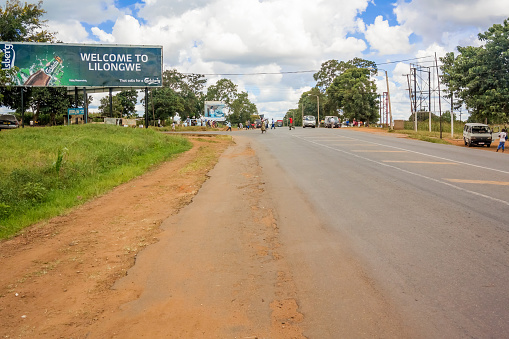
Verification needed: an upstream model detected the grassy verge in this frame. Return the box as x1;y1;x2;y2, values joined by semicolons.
156;125;222;132
0;124;192;239
392;120;465;144
390;129;454;144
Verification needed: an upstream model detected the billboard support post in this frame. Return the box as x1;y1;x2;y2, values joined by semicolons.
145;87;149;128
83;87;87;124
21;87;24;128
74;87;78;108
109;88;113;118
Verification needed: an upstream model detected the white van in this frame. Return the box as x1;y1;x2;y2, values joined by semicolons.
463;123;493;147
303;115;316;128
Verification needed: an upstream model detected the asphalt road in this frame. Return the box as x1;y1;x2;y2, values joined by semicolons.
236;126;509;338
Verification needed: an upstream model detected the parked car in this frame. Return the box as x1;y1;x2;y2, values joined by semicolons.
0;114;19;130
303;115;316;128
325;116;340;128
254;119;262;128
463;123;493;147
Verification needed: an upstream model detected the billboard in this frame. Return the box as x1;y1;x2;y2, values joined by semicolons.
204;101;226;121
0;42;162;87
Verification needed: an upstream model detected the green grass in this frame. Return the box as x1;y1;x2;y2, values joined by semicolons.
393;120;465;143
0;124;191;238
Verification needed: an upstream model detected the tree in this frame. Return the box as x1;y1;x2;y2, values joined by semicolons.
440;18;509;123
148;87;184;121
116;89;138;118
163;69;206;96
98;95;122;118
327;67;379;123
1;0;56;116
163;69;206;117
229;91;257;124
206;78;238;109
313;58;377;93
0;0;54;42
300;89;324;125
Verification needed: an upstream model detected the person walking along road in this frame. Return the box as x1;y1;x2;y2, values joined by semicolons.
496;128;507;152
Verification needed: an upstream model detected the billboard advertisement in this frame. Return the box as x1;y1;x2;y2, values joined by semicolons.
0;42;162;87
204;101;226;121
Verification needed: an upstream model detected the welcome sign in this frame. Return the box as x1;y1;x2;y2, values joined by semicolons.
0;42;163;88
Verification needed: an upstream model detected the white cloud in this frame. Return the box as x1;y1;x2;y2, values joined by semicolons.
42;0;127;25
48;20;89;43
394;0;509;46
364;16;412;55
91;28;115;43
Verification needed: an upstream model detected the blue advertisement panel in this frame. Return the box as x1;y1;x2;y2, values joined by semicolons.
1;42;162;87
204;101;226;121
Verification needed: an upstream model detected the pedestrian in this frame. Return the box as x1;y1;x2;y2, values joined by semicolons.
226;121;232;131
289;117;293;130
261;119;266;133
496;128;507;152
172;122;175;131
271;119;275;129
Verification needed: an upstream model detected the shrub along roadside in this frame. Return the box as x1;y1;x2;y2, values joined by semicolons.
0;124;192;239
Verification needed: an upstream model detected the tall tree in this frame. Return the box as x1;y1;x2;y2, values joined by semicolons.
229;91;258;124
0;0;54;42
148;87;184;121
162;69;206;117
313;58;377;93
327;67;379;123
440;18;509;123
205;78;238;109
116;89;138;118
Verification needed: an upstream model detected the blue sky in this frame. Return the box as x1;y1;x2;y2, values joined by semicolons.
7;0;509;120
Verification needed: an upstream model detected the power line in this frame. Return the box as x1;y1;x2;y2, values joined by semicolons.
180;56;435;77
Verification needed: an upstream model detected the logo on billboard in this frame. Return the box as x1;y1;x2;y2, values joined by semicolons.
1;44;15;70
144;78;161;85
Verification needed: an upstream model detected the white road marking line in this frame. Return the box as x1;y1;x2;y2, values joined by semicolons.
384;161;457;165
336;134;509;175
445;179;509;186
293;135;509;207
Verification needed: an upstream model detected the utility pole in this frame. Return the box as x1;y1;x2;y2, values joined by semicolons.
407;74;416;131
435;53;443;139
384;70;393;129
451;92;454;138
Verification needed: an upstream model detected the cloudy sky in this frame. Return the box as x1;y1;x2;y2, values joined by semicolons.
19;0;509;120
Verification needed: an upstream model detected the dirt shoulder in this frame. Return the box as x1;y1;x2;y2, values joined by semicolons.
0;136;232;338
